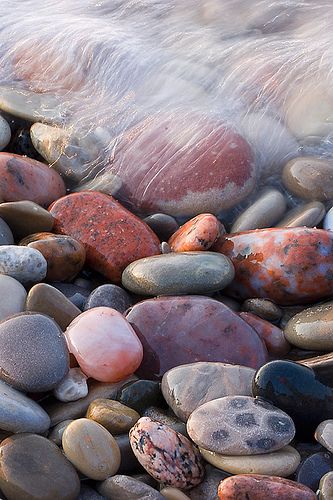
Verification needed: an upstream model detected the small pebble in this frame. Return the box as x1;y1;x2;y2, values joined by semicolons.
48;420;73;446
315;420;333;453
143;213;179;241
0;275;26;321
97;475;164;499
239;312;290;356
0;245;47;283
0;218;14;245
160;487;191;500
168;213;224;251
84;284;132;313
283;156;333;201
318;471;333;500
0;115;11;151
277;201;326;228
241;298;282;322
53;368;88;402
0;200;54;239
86;399;140;434
296;451;333;492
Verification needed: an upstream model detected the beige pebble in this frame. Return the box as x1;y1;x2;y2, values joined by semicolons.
86;399;140;434
319;471;333;499
160;487;191;499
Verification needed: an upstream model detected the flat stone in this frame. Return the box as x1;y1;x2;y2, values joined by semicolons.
126;296;268;379
122;252;235;296
49;191;160;283
0;218;13;245
26;284;81;331
130;417;204;489
0;433;80;500
119;379;165;414
0;245;47;283
318;471;333;500
143;213;179;241
161;362;255;422
316;420;333;453
0;275;26;321
0;312;69;392
62;418;121;480
296;451;333;492
86;399;140;434
168;214;224;252
187;396;295;455
0;201;54;239
283;157;333;201
53;368;88;402
241;298;282;322
200;445;300;476
84;284;132;313
239;312;290;356
277;201;326;228
0;116;11;151
97;475;164;499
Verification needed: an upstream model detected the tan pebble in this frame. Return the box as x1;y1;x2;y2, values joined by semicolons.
319;471;333;499
160;487;191;499
86;399;140;434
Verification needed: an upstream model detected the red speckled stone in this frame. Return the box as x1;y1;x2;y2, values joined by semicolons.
168;213;225;252
49;191;160;282
109;112;256;217
213;227;333;305
0;153;65;207
239;312;291;356
218;474;317;500
126;296;268;379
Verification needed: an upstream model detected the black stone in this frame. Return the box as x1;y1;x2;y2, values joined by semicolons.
296;452;333;492
143;213;179;242
84;284;132;313
118;380;166;414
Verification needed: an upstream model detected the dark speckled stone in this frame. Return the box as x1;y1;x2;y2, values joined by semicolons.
84;284;132;313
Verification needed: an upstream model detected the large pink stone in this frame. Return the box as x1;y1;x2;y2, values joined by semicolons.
64;307;143;383
126;296;268;379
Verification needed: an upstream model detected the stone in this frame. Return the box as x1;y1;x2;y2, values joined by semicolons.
218;475;317;500
0;153;65;207
51;282;90;310
49;191;161;282
65;307;143;382
161;241;171;253
213;227;333;305
97;475;164;499
168;213;224;251
20;232;86;282
318;471;333;500
241;298;282;322
316;420;333;453
62;418;121;480
26;284;81;331
0;200;54;239
160;488;190;500
188;465;230;500
86;399;140;434
187;396;295;455
0;379;50;434
0;245;47;283
296;451;333;492
161;362;255;422
122;252;235;296
143;213;179;241
126;296;268;379
115;434;142;475
282;157;333;201
239;312;291;356
0;433;80;500
200;445;300;477
284;301;333;351
277;201;326;228
53;368;88;402
324;206;333;231
119;379;165;414
129;417;204;489
252;360;333;438
0;115;11;151
142;407;187;436
48;420;73;446
79;485;105;500
7;128;42;160
231;188;287;232
0;275;26;321
84;284;132;313
0;312;69;392
0;218;13;245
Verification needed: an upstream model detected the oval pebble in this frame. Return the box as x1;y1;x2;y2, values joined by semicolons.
276;201;326;228
0;200;54;239
318;471;333;500
53;368;88;402
168;213;224;252
241;298;282;322
324;206;333;231
86;399;140;434
84;284;132;313
0;115;11;151
283;157;333;201
97;475;164;500
0;245;47;283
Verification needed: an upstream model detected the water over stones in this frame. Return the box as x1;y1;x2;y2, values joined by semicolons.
282;156;333;201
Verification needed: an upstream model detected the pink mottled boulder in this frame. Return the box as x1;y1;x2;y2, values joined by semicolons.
126;296;268;379
240;312;291;356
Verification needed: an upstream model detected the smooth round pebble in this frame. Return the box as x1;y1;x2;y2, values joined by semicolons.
277;201;326;228
86;399;140;434
0;200;54;239
97;475;164;499
283;157;333;201
168;213;224;252
296;451;333;492
241;298;282;322
0;115;11;151
160;487;190;500
0;245;47;283
315;420;333;453
0;218;14;245
84;284;132;313
0;275;26;321
62;418;121;480
143;213;179;241
318;471;333;500
53;368;88;402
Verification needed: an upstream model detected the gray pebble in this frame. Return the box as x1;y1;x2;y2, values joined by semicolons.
97;475;164;499
143;213;179;241
0;218;14;245
0;115;11;151
84;284;132;313
276;201;326;228
242;298;282;322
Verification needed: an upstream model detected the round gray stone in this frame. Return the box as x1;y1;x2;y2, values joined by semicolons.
0;115;11;151
0;245;47;283
84;284;132;313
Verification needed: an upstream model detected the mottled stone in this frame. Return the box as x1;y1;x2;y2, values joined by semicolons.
65;307;143;382
318;471;333;500
142;407;187;436
0;433;80;500
168;214;224;252
240;312;290;356
97;475;164;499
48;420;73;446
200;445;300;476
53;368;88;402
218;475;316;500
129;417;204;489
26;284;81;331
213;227;333;305
0;200;54;239
122;252;235;296
0;153;65;206
84;284;132;313
119;379;165;414
62;418;121;480
315;420;333;453
126;296;268;379
0;245;46;283
0;115;11;151
0;275;26;321
0;218;13;245
161;362;255;422
241;298;282;322
296;451;333;492
283;157;333;201
49;191;160;282
86;399;140;434
143;213;179;242
277;201;326;228
0;312;69;392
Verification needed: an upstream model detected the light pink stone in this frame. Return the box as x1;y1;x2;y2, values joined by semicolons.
65;307;143;383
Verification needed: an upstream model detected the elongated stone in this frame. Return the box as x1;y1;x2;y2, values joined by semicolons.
276;201;325;228
97;475;164;499
168;213;224;251
283;157;333;201
0;200;54;239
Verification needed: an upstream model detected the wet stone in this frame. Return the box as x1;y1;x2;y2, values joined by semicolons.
0;275;26;321
276;201;326;228
318;471;333;500
315;420;333;453
53;368;88;402
86;399;140;434
143;213;179;241
296;451;333;492
283;156;333;201
0;200;54;239
187;395;295;455
119;379;165;414
0;245;47;283
168;213;224;252
241;298;282;322
97;475;164;499
0;218;14;245
84;284;132;313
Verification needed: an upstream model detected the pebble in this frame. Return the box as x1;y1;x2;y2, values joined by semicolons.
126;296;268;379
318;471;333;500
62;418;121;480
324;206;333;231
122;252;235;296
142;407;187;436
143;213;179;242
115;434;142;475
119;379;165;414
276;201;326;228
84;284;132;313
200;445;300;477
0;275;26;321
282;157;333;201
296;451;333;492
218;475;317;500
316;420;333;453
53;368;88;402
0;153;65;206
49;191;161;282
241;298;282;322
0;433;80;500
187;396;295;455
0;115;11;151
0;200;54;239
231;188;287;232
213;227;333;304
26;283;81;331
20;232;86;282
160;487;191;500
8;127;42;160
97;475;164;499
0;312;69;392
168;213;224;251
51;282;90;310
239;312;291;356
86;399;140;434
161;362;255;422
0;245;47;283
65;307;143;382
48;420;73;446
129;417;204;489
0;218;14;245
79;485;105;500
188;465;230;500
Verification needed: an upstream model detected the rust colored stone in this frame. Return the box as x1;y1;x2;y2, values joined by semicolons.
168;213;225;252
239;312;290;356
